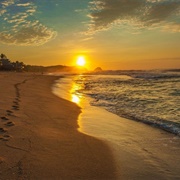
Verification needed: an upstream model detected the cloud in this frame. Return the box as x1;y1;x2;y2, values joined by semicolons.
16;3;31;7
86;0;180;34
0;9;6;15
0;0;56;46
0;24;56;46
1;0;14;7
163;23;180;32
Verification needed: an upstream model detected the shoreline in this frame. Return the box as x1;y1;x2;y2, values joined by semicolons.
53;74;180;137
53;75;180;180
0;72;116;179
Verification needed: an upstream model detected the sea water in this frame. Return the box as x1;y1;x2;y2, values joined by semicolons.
53;69;180;135
52;69;180;179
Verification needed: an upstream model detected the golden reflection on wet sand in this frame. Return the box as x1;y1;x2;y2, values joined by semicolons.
53;75;180;180
69;76;84;106
68;76;87;133
71;94;80;104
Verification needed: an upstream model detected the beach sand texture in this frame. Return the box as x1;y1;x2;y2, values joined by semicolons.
0;72;116;179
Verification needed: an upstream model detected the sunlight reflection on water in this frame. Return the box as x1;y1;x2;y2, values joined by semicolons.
69;75;85;106
71;94;80;104
52;75;180;179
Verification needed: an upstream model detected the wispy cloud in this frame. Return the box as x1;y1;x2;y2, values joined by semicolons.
1;0;14;7
16;2;31;7
0;0;56;46
86;0;180;34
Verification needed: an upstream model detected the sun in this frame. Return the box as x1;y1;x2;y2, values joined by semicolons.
76;56;86;67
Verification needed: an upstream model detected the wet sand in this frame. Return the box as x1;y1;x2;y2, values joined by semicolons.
54;76;180;180
79;105;180;180
0;72;116;179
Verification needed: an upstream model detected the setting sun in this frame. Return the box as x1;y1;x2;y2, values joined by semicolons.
76;56;86;66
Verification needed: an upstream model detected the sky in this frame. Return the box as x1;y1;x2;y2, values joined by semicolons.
0;0;180;70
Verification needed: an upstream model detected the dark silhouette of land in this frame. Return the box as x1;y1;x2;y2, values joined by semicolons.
0;53;87;73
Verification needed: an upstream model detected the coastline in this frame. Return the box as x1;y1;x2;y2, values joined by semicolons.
53;75;180;180
0;72;116;179
79;105;180;179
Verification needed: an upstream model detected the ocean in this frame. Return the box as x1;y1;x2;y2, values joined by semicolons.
53;69;180;136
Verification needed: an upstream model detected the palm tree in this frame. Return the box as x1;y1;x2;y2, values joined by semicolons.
0;53;7;59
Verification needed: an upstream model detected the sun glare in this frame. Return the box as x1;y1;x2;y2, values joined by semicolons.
72;94;80;104
76;56;86;67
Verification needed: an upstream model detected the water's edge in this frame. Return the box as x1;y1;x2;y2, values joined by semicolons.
52;75;180;136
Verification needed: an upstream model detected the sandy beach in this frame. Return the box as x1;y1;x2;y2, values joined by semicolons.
0;72;180;180
0;72;116;179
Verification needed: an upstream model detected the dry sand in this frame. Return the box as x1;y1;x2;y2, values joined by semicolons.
0;72;116;179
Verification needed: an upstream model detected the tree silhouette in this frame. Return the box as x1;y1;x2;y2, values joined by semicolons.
0;53;7;59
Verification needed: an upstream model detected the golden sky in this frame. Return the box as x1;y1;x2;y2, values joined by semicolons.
0;0;180;70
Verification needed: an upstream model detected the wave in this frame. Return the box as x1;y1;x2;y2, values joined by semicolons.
77;72;180;136
86;69;180;80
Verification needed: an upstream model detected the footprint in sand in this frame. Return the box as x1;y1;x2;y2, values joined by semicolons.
1;117;9;121
12;105;19;110
6;110;14;116
3;134;10;138
5;121;15;127
6;110;13;113
15;97;21;102
0;134;11;141
13;100;19;105
0;127;7;133
13;101;20;109
0;128;11;141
